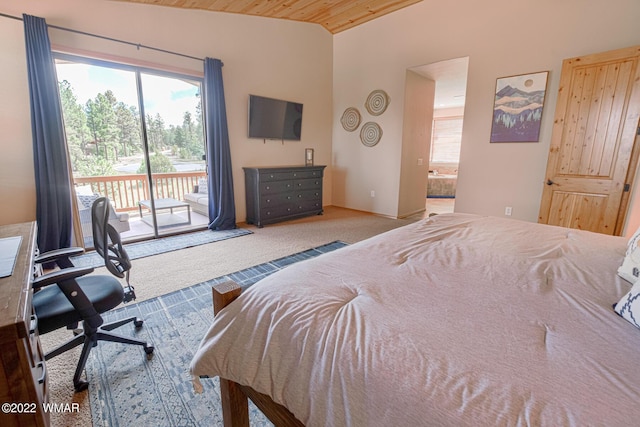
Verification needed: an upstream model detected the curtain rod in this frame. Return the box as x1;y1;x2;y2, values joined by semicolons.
0;11;204;62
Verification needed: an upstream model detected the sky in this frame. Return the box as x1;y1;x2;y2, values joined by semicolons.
495;71;548;93
55;62;201;127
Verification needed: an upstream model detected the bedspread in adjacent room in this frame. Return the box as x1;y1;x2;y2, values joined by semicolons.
190;213;640;426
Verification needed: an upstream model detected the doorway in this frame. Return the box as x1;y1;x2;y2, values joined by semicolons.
409;57;469;216
55;54;209;248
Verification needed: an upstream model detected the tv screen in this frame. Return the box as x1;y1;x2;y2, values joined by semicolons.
248;95;303;141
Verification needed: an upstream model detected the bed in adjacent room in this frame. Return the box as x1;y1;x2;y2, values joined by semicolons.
190;213;640;426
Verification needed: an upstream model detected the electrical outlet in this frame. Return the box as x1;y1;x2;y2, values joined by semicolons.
417;158;423;166
370;190;375;198
505;206;512;216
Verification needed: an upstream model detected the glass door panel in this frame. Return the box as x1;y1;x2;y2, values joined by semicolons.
139;72;207;237
56;60;151;247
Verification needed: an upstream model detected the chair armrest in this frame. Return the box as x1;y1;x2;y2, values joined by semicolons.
32;266;94;291
35;247;85;265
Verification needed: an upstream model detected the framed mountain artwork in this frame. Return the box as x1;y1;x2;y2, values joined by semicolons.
490;71;549;142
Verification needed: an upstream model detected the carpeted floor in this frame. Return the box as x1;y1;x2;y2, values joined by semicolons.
71;227;252;268
85;241;347;426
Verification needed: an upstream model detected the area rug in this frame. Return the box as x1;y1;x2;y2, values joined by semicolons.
71;228;252;269
86;241;348;426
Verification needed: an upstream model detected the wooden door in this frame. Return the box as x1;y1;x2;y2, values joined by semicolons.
538;45;640;235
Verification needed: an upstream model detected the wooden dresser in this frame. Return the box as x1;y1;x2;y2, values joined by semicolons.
244;165;326;227
0;222;49;427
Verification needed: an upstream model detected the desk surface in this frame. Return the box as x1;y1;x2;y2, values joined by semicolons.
0;222;37;342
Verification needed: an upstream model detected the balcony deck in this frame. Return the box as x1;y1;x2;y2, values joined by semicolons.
121;209;210;242
74;171;210;246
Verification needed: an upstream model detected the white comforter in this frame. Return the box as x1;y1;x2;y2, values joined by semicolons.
190;213;640;426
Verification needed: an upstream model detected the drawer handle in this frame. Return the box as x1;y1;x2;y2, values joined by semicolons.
298;194;302;198
265;186;270;190
266;199;271;203
37;361;46;384
30;314;38;335
287;196;292;200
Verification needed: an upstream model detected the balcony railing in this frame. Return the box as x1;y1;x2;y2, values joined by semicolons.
74;171;206;212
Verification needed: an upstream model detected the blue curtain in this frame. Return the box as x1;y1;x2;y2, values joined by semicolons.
23;14;72;253
203;57;236;230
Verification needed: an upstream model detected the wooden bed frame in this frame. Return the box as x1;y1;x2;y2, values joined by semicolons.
212;281;305;427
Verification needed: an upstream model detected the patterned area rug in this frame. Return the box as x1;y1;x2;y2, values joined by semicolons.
72;228;252;269
86;241;348;426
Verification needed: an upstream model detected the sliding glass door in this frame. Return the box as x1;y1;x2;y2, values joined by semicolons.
55;55;208;248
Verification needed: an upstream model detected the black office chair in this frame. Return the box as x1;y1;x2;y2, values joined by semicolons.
32;196;154;392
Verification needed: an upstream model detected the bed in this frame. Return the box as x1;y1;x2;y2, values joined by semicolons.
190;213;640;426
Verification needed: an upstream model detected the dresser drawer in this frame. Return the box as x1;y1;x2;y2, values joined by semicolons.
261;205;295;219
260;180;293;194
297;200;322;212
292;179;322;191
290;169;323;179
260;172;294;182
292;189;321;201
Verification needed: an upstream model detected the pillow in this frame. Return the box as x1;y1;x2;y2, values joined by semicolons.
614;279;640;329
77;193;99;209
198;178;208;194
618;227;640;283
75;184;94;196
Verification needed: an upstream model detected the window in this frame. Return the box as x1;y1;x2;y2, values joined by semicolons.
430;116;463;164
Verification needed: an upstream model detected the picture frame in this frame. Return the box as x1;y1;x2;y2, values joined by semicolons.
305;148;314;166
490;71;549;143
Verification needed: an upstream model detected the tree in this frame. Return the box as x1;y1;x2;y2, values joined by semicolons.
58;80;90;169
137;152;176;174
85;90;119;162
146;113;166;153
115;102;141;157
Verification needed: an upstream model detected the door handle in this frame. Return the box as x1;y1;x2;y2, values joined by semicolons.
546;179;556;186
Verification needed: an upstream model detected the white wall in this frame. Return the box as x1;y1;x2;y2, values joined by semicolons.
0;17;34;225
0;0;333;226
332;0;640;228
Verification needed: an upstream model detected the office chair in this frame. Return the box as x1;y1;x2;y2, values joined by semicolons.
32;196;154;392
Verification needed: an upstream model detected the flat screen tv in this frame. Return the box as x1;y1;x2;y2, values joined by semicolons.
248;94;303;141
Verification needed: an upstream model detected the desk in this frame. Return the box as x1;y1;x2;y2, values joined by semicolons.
0;222;49;426
137;198;191;228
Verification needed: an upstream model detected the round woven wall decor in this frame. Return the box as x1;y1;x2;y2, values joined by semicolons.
360;122;382;147
340;107;361;132
365;90;389;116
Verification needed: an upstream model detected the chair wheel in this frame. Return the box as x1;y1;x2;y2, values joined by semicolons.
134;319;144;328
74;380;89;393
144;344;154;357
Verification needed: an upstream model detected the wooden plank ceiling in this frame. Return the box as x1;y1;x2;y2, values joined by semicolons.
112;0;423;33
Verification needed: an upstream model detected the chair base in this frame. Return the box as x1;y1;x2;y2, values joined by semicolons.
45;316;154;392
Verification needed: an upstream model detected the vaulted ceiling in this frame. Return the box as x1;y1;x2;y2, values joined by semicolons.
112;0;423;34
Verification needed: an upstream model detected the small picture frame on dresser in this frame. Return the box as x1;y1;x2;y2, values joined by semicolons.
305;148;314;166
